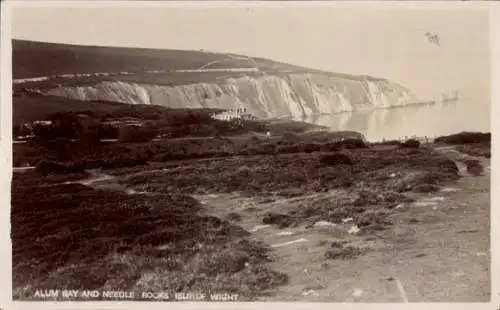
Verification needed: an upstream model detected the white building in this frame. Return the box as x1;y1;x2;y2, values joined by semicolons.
211;107;255;121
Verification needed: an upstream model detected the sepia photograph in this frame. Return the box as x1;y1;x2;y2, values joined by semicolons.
6;1;494;305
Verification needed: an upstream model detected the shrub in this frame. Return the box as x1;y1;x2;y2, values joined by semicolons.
262;212;294;228
276;144;302;154
354;210;392;228
13;123;32;137
434;158;459;175
319;153;353;166
399;139;420;149
435;132;491;144
301;143;322;153
465;159;483;176
404;148;423;156
353;191;380;206
456;144;491;158
259;143;277;154
32;123;55;140
412;183;440;193
239;147;260;156
226;212;243;222
373;140;400;146
240;143;276;156
34;112;84;140
330;131;367;142
324;245;367;260
320;142;341;152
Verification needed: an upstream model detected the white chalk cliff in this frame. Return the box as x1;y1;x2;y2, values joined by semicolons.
42;73;416;119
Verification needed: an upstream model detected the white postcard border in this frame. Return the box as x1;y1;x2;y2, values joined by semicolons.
1;1;498;310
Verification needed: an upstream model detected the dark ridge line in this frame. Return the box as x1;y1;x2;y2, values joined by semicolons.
12;39;397;85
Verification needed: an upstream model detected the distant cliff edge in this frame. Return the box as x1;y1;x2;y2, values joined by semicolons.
12;39;417;119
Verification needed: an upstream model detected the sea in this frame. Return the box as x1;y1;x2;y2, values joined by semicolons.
295;93;491;142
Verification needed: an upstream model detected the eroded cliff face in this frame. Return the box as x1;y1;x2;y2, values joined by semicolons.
42;73;416;119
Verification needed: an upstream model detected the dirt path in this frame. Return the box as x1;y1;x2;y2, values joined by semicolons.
195;146;490;302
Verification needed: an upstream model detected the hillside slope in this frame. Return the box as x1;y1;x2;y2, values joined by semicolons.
13;39;418;119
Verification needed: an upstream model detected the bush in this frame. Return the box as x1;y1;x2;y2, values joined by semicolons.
276;145;300;154
32;123;55;140
31;112;120;142
40;112;83;140
240;143;276;156
355;210;391;228
399;139;420;149
239;147;260;156
320;142;341;152
412;183;440;193
301;143;322;153
319;153;353;166
13;123;32;137
435;132;491;144
324;245;367;260
434;158;460;175
259;143;277;154
465;159;483;176
373;140;401;146
262;212;294;228
330;131;366;142
275;142;328;154
456;144;491;158
353;191;380;206
226;212;243;222
298;130;366;144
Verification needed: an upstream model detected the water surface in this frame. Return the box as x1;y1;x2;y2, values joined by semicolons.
295;98;490;142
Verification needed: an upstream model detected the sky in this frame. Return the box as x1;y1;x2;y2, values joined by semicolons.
11;4;491;100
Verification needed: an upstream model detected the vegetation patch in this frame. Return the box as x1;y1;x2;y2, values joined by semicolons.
464;159;484;176
324;243;369;260
262;212;296;229
456;143;491;158
226;212;243;222
399;139;420;149
434;132;490;145
11;177;288;300
319;153;353;166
